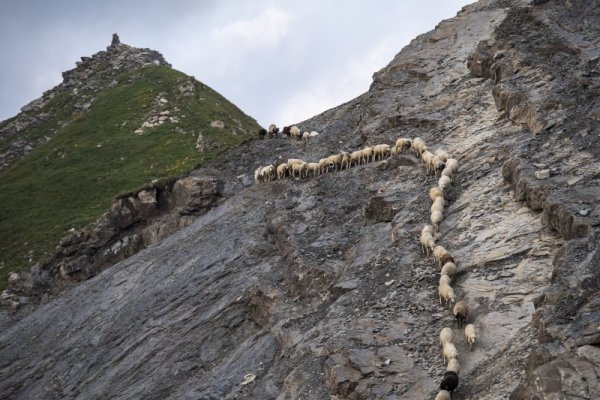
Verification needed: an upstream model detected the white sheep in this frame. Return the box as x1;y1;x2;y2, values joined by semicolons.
439;327;453;347
395;138;412;152
254;167;264;184
435;390;451;400
440;262;457;278
340;151;351;170
420;231;435;256
434;245;454;267
327;154;343;171
447;357;461;374
290;126;301;140
442;341;459;363
373;144;391;161
287;159;306;178
431;210;443;232
361;146;374;164
262;165;275;181
439;274;452;286
276;163;288;180
438;282;455;307
439;175;452;191
412;137;427;158
390;145;400;157
431;198;445;214
422;224;434;236
432;154;446;175
350;150;363;167
429;187;444;202
306;162;320;178
309;130;319;137
465;324;477;350
445;158;459;173
302;131;310;142
453;301;469;328
422;151;434;173
434;149;449;161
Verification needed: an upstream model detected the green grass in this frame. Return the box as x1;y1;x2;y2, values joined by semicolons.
0;66;259;290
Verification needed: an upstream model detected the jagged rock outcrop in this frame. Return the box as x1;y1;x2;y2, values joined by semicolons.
1;1;599;399
0;33;171;170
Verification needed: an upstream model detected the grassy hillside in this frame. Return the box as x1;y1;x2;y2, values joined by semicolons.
0;66;260;290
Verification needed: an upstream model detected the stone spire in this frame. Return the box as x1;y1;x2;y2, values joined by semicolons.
111;33;120;47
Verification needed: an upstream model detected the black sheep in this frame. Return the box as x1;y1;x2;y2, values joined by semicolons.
258;128;267;139
440;370;459;396
282;126;291;138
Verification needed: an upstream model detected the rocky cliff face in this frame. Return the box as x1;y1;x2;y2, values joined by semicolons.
0;1;599;399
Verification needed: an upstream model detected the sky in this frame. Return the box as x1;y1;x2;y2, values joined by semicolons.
0;0;473;128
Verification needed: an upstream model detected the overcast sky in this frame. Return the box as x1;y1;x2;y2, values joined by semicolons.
0;0;473;127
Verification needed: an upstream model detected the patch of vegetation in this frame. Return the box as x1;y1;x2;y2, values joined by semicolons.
0;66;260;290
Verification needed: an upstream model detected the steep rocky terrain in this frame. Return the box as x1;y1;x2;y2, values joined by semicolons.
1;1;599;399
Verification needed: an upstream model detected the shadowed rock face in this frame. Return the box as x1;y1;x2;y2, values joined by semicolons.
1;0;600;399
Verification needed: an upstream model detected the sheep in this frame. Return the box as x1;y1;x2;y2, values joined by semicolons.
287;159;306;178
309;130;320;137
447;358;461;374
306;162;321;178
319;157;330;174
441;262;457;278
435;390;451;400
302;131;310;142
361;146;374;164
276;163;288;180
340;151;351;170
465;324;477;350
434;149;449;162
412;137;427;158
390;145;400;157
453;301;469;328
434;245;453;267
262;165;275;182
439;327;453;347
268;124;279;138
431;198;445;214
373;144;391;161
395;138;412;152
438;282;455;307
442;342;459;363
350;150;363;167
254;167;264;184
445;158;459;174
258;128;267;139
439;175;452;191
432;155;446;176
290;126;301;140
440;274;452;286
422;224;434;236
429;187;444;202
440;371;459;395
327;154;343;171
282;126;291;138
422;151;434;173
431;210;444;232
433;245;447;264
420;231;435;256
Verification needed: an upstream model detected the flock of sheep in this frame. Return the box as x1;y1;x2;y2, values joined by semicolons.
412;138;478;400
257;124;320;141
253;128;479;399
254;130;413;184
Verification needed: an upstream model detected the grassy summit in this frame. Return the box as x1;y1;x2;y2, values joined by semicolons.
0;66;260;290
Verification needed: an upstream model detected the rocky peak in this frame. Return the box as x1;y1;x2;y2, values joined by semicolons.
0;34;172;170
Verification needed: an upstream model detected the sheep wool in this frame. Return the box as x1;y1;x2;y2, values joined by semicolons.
438;283;455;306
430;187;444;202
442;342;459;363
435;390;451;400
441;262;457;278
431;210;444;232
465;323;477;350
439;175;452;191
453;301;469;328
439;327;453;346
447;357;461;374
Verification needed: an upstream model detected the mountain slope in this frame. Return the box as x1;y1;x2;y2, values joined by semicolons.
1;2;600;400
0;35;260;290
